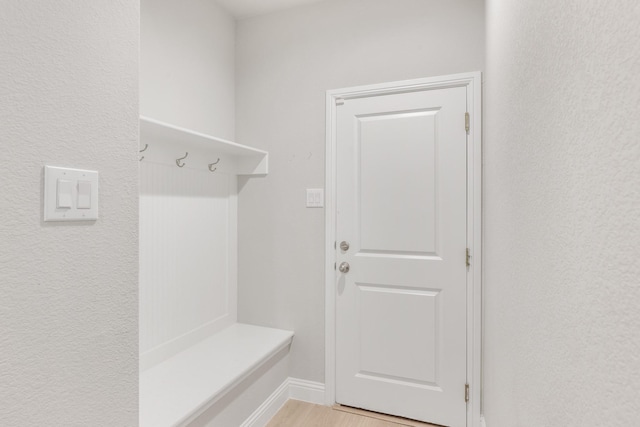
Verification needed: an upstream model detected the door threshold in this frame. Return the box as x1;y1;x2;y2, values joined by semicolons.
332;404;445;427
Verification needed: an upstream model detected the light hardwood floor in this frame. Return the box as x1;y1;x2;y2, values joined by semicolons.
266;400;440;427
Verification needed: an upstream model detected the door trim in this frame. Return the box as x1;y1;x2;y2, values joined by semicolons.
324;72;482;427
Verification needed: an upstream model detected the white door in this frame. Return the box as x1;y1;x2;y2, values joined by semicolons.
335;85;468;427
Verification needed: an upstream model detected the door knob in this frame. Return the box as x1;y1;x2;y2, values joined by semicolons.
340;241;350;251
338;262;350;273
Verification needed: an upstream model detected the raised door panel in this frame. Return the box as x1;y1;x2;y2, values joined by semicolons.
358;110;439;256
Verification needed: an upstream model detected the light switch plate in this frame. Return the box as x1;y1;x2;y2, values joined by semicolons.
306;188;324;208
44;166;99;221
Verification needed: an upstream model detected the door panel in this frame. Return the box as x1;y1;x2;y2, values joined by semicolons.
335;86;468;427
358;110;438;255
357;284;439;385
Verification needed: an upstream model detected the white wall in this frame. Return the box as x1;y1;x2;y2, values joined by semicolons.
236;0;485;383
0;2;139;426
141;0;235;139
484;1;640;425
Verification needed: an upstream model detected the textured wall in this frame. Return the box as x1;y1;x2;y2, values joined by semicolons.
484;1;640;425
0;1;139;426
141;0;235;139
236;0;485;383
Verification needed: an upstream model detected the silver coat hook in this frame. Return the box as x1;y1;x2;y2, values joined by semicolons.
139;144;148;161
176;152;188;168
208;158;220;172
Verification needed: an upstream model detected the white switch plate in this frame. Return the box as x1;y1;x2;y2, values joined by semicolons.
44;166;99;221
306;188;324;208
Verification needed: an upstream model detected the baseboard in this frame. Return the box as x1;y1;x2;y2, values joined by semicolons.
480;415;487;427
238;378;290;427
288;378;326;405
241;377;326;427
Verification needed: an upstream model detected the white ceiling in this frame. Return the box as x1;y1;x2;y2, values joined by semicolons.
216;0;326;19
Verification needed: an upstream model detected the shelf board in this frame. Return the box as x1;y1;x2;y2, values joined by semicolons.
140;116;268;175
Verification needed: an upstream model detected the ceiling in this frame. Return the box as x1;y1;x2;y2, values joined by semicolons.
216;0;326;19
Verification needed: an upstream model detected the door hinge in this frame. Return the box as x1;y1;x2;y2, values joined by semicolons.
465;112;470;133
466;248;471;268
336;98;345;106
465;383;470;403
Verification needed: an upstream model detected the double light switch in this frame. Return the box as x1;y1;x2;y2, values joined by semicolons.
56;179;92;209
45;166;98;221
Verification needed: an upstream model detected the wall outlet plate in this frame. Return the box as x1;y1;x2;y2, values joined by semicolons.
44;166;99;221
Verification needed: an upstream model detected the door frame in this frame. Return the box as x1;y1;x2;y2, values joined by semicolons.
324;72;482;427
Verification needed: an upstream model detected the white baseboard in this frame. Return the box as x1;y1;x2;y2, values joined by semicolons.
239;378;290;427
480;415;487;427
241;377;326;427
288;378;326;405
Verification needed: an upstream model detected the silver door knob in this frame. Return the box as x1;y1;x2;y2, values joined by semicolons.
338;262;350;273
340;241;350;251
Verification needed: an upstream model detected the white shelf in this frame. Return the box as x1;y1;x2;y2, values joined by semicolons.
140;323;294;427
140;116;268;175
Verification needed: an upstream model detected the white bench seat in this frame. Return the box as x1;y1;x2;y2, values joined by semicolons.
140;323;294;427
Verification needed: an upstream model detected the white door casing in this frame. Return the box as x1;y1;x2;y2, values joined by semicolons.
325;73;482;427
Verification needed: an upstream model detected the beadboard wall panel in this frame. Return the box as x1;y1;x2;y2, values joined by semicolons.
140;162;237;370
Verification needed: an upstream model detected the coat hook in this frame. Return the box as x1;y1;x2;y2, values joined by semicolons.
208;158;220;172
176;152;188;168
139;144;148;161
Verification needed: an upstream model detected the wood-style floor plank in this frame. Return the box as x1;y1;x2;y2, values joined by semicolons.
266;400;440;427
